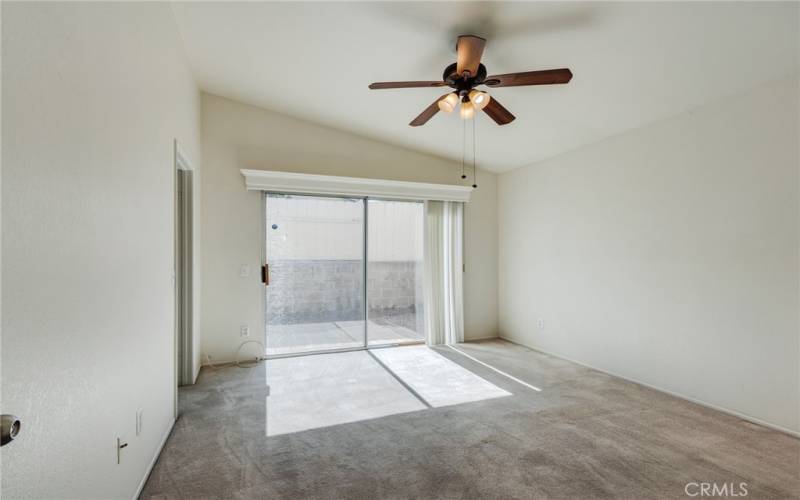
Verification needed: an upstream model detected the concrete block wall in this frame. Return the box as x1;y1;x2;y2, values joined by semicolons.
368;261;425;333
266;260;423;329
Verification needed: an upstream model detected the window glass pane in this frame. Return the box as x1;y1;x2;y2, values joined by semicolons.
367;199;425;346
265;194;365;355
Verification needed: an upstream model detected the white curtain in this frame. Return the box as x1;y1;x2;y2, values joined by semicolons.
424;200;464;345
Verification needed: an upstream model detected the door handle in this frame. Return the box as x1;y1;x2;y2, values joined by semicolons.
261;264;269;286
1;414;21;446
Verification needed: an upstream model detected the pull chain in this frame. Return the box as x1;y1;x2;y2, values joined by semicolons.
472;116;478;189
461;117;467;180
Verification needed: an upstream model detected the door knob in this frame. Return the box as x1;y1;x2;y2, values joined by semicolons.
1;414;21;446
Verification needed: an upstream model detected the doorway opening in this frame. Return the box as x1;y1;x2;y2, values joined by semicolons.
263;193;425;357
174;142;195;400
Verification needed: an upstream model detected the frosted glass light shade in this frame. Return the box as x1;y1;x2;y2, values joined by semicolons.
468;90;490;110
437;93;459;113
459;100;475;119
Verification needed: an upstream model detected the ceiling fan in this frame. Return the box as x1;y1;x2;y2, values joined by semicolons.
368;35;572;126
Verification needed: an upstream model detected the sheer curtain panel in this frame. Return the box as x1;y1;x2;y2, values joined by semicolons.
424;201;464;345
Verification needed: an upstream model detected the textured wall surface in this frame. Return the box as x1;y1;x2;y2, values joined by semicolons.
1;2;202;498
498;76;799;434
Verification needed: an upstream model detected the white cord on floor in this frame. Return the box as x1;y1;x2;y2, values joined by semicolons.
236;340;267;368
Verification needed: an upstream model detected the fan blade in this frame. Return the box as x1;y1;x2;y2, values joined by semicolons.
409;94;450;127
482;97;515;125
456;35;486;77
369;81;447;89
484;68;572;87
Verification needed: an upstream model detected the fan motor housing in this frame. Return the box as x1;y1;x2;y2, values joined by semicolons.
443;63;487;96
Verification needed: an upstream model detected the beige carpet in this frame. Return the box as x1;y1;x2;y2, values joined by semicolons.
142;340;799;499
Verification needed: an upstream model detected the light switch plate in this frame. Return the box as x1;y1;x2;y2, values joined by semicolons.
240;265;250;277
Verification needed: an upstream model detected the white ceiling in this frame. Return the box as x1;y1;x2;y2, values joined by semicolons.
171;2;798;173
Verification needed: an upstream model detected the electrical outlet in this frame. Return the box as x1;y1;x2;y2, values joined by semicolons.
537;318;545;329
136;408;143;436
240;325;250;337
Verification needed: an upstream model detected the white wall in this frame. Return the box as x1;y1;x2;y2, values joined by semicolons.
2;3;201;498
201;93;498;362
498;76;799;434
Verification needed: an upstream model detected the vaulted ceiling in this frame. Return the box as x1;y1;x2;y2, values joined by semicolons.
171;2;799;172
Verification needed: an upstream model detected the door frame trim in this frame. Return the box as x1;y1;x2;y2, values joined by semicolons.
173;139;194;418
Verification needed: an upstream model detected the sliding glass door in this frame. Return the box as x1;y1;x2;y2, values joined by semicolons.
264;194;425;357
265;194;365;356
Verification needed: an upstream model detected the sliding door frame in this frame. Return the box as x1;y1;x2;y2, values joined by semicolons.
262;191;425;360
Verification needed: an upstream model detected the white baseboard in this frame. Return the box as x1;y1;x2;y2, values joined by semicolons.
464;335;500;342
133;417;176;500
193;362;201;383
202;358;236;367
498;336;800;439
